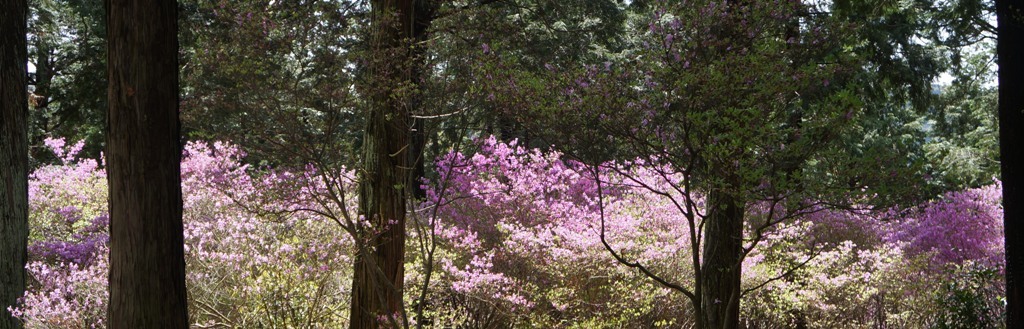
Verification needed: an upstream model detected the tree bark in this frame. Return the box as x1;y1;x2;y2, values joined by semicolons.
350;106;410;327
105;0;189;327
998;0;1024;327
1;0;30;328
700;188;744;329
349;1;432;327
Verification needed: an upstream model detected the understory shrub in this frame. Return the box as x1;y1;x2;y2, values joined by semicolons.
13;139;353;328
422;137;1005;328
12;137;1004;328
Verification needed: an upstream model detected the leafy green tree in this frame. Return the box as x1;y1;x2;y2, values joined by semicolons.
178;1;433;326
26;0;106;162
380;0;629;168
480;1;868;327
829;0;997;200
476;0;1002;327
924;47;999;188
178;0;363;166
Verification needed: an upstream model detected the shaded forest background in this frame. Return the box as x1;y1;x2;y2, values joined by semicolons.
1;0;1017;328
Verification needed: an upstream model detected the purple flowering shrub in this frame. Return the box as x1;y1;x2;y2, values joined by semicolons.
722;187;1003;327
425;137;1005;328
26;138;109;268
889;182;1004;267
10;257;109;329
180;141;353;327
743;182;1004;328
421;137;693;327
10;138;109;328
12;137;1004;328
13;140;354;328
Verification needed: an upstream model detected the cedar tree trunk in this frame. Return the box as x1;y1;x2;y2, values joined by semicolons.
349;0;431;327
999;0;1024;326
699;2;750;328
105;0;189;327
700;188;745;329
408;1;435;200
1;0;30;327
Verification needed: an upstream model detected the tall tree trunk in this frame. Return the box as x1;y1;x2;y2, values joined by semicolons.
349;1;432;327
1;1;30;328
410;117;427;199
700;188;745;329
998;0;1024;327
105;0;189;327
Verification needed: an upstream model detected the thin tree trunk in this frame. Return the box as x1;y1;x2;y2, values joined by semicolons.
29;8;53;112
410;118;427;199
1;0;30;327
998;0;1024;327
700;188;744;329
105;0;189;327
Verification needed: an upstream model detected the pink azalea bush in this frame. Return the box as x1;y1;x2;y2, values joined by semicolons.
743;184;1005;328
424;137;1005;328
421;137;693;327
180;141;353;327
13;139;354;328
890;182;1004;267
12;137;1004;328
11;138;109;328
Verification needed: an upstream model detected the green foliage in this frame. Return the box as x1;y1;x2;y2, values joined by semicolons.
461;0;627;68
829;0;998;199
179;0;364;168
16;0;1004;327
931;263;1005;329
27;0;107;163
924;44;1000;189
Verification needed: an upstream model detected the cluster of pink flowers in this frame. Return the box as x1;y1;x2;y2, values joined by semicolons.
11;137;1004;327
424;137;711;325
888;182;1004;267
426;137;1005;327
14;139;353;328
